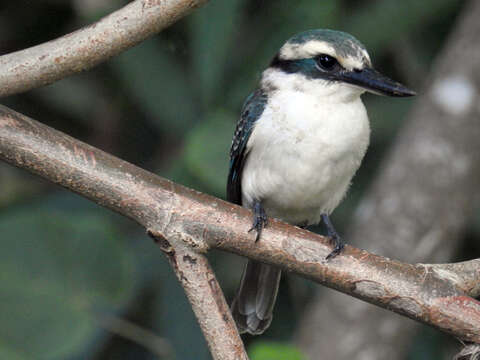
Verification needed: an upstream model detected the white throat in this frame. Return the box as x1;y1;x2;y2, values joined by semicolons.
261;68;365;104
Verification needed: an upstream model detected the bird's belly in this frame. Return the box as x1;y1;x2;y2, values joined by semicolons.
241;96;369;225
257;149;359;224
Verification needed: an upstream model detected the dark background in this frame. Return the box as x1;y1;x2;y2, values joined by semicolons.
0;1;474;359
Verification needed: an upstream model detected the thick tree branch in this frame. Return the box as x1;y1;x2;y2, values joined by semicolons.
0;0;208;97
1;106;480;347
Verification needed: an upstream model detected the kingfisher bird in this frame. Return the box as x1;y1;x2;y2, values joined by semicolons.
227;29;415;335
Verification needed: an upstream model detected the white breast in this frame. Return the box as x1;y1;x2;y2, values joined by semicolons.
241;70;370;225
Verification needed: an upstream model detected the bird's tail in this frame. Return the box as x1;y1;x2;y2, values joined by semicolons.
231;260;282;335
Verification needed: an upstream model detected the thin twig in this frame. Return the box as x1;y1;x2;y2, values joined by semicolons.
97;313;174;358
0;0;209;97
0;105;479;345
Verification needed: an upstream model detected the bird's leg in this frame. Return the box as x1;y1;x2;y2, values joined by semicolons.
321;214;344;260
248;200;268;242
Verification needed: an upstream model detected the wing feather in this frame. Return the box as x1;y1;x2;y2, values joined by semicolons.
227;90;268;205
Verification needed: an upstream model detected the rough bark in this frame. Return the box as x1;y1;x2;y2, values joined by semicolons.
295;2;480;359
150;233;249;360
1;105;480;353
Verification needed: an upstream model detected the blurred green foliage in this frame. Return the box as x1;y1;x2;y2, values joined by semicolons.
249;342;305;360
0;0;472;359
0;198;135;359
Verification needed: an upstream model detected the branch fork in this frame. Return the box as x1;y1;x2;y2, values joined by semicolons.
1;0;480;359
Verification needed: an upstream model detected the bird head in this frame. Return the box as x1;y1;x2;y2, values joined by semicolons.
264;29;415;99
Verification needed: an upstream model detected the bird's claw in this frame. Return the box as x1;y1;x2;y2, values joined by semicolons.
248;201;268;242
322;214;345;260
325;234;344;260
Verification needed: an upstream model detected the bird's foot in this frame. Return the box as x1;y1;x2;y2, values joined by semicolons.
321;214;345;260
325;234;344;260
248;200;268;242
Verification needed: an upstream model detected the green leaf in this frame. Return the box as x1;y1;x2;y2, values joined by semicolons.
249;0;341;66
189;0;243;106
183;110;235;195
0;341;26;360
278;0;340;33
249;342;306;360
0;207;136;358
344;0;458;52
0;287;93;360
112;37;196;134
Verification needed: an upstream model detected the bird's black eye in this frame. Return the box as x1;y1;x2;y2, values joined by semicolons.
315;54;338;71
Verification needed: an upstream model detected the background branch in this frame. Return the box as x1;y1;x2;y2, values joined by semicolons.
1;105;480;350
0;0;208;97
295;2;480;359
97;314;174;358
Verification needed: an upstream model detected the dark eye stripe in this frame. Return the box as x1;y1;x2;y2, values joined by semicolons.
269;54;344;81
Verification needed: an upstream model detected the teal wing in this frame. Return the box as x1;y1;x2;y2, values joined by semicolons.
227;90;268;205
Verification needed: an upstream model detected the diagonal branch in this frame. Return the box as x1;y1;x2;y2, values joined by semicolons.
0;0;208;97
1;105;480;348
0;105;247;360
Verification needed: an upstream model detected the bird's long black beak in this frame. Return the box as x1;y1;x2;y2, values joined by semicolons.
341;67;416;97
